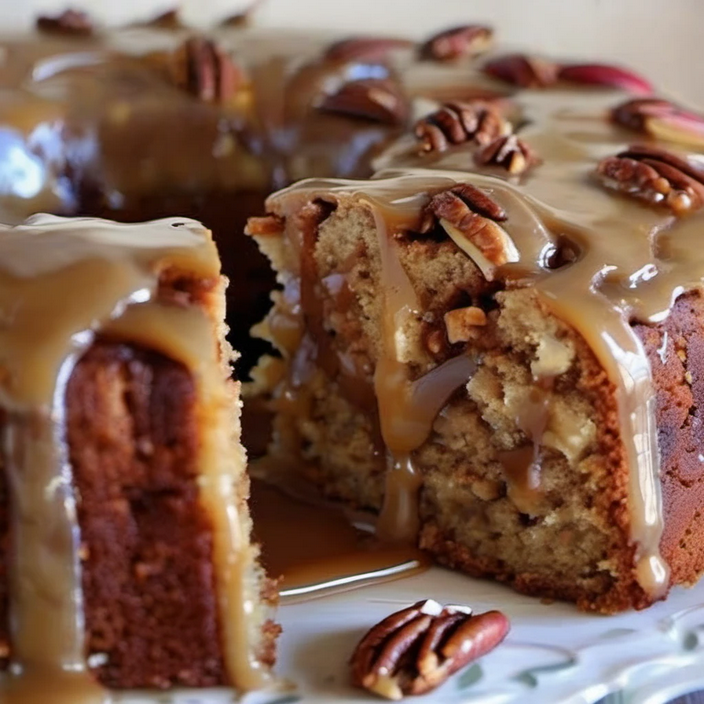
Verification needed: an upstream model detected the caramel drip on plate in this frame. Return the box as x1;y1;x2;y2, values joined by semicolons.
0;215;267;700
250;476;429;603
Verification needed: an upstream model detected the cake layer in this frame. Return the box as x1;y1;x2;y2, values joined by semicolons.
0;216;277;701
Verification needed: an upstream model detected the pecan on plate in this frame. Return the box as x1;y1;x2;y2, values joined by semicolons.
474;134;540;175
420;183;518;280
318;78;407;125
414;101;510;154
595;144;704;215
350;599;510;700
36;9;93;36
483;53;559;88
324;36;414;63
420;25;494;62
169;37;244;103
558;63;652;94
611;98;704;149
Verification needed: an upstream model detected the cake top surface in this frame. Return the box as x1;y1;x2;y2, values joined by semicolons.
0;213;219;409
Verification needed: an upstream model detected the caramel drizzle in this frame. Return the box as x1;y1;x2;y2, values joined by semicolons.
0;215;268;700
366;200;477;542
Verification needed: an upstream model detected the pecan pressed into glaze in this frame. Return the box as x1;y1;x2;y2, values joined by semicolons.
612;98;704;149
595;144;704;215
318;78;407;125
557;63;652;94
474;134;540;175
170;37;244;103
414;101;510;153
420;183;518;280
483;54;559;88
324;36;414;63
420;25;494;62
350;600;509;700
36;9;93;36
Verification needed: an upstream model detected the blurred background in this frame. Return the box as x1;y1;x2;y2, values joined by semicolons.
4;0;704;104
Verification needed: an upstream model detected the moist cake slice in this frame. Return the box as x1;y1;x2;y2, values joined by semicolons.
0;215;277;702
248;88;704;613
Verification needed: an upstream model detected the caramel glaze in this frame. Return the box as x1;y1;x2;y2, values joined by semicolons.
0;215;269;702
0;26;425;371
0;23;517;372
266;78;704;601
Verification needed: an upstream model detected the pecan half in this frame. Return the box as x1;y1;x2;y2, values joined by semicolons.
558;63;652;94
324;36;414;63
318;78;407;125
169;37;243;103
474;134;540;175
611;98;704;149
420;183;518;280
350;600;509;700
595;144;704;215
414;101;510;153
420;25;494;62
483;54;559;88
36;9;93;36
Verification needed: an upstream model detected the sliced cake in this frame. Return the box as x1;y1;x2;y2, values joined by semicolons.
0;215;277;701
248;86;704;612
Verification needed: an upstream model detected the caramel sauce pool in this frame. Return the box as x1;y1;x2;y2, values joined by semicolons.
250;478;430;602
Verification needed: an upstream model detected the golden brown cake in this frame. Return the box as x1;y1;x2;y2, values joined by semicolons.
249;82;704;613
0;215;277;702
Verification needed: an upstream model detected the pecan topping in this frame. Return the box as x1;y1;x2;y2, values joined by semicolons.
595;144;704;215
350;600;509;700
414;101;510;154
557;63;652;94
169;38;243;103
420;183;518;280
474;134;540;175
420;25;494;62
141;8;185;29
36;9;93;36
318;79;407;125
324;37;414;63
483;54;559;88
611;98;704;149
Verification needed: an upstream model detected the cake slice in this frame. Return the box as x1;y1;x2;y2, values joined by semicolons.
0;215;277;699
248;90;704;612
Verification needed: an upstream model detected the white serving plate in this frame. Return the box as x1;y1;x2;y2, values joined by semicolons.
114;565;704;704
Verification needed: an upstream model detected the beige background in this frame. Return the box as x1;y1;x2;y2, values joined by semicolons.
4;0;704;103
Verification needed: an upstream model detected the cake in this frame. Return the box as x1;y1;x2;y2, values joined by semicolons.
0;214;277;700
249;79;704;612
0;11;697;671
